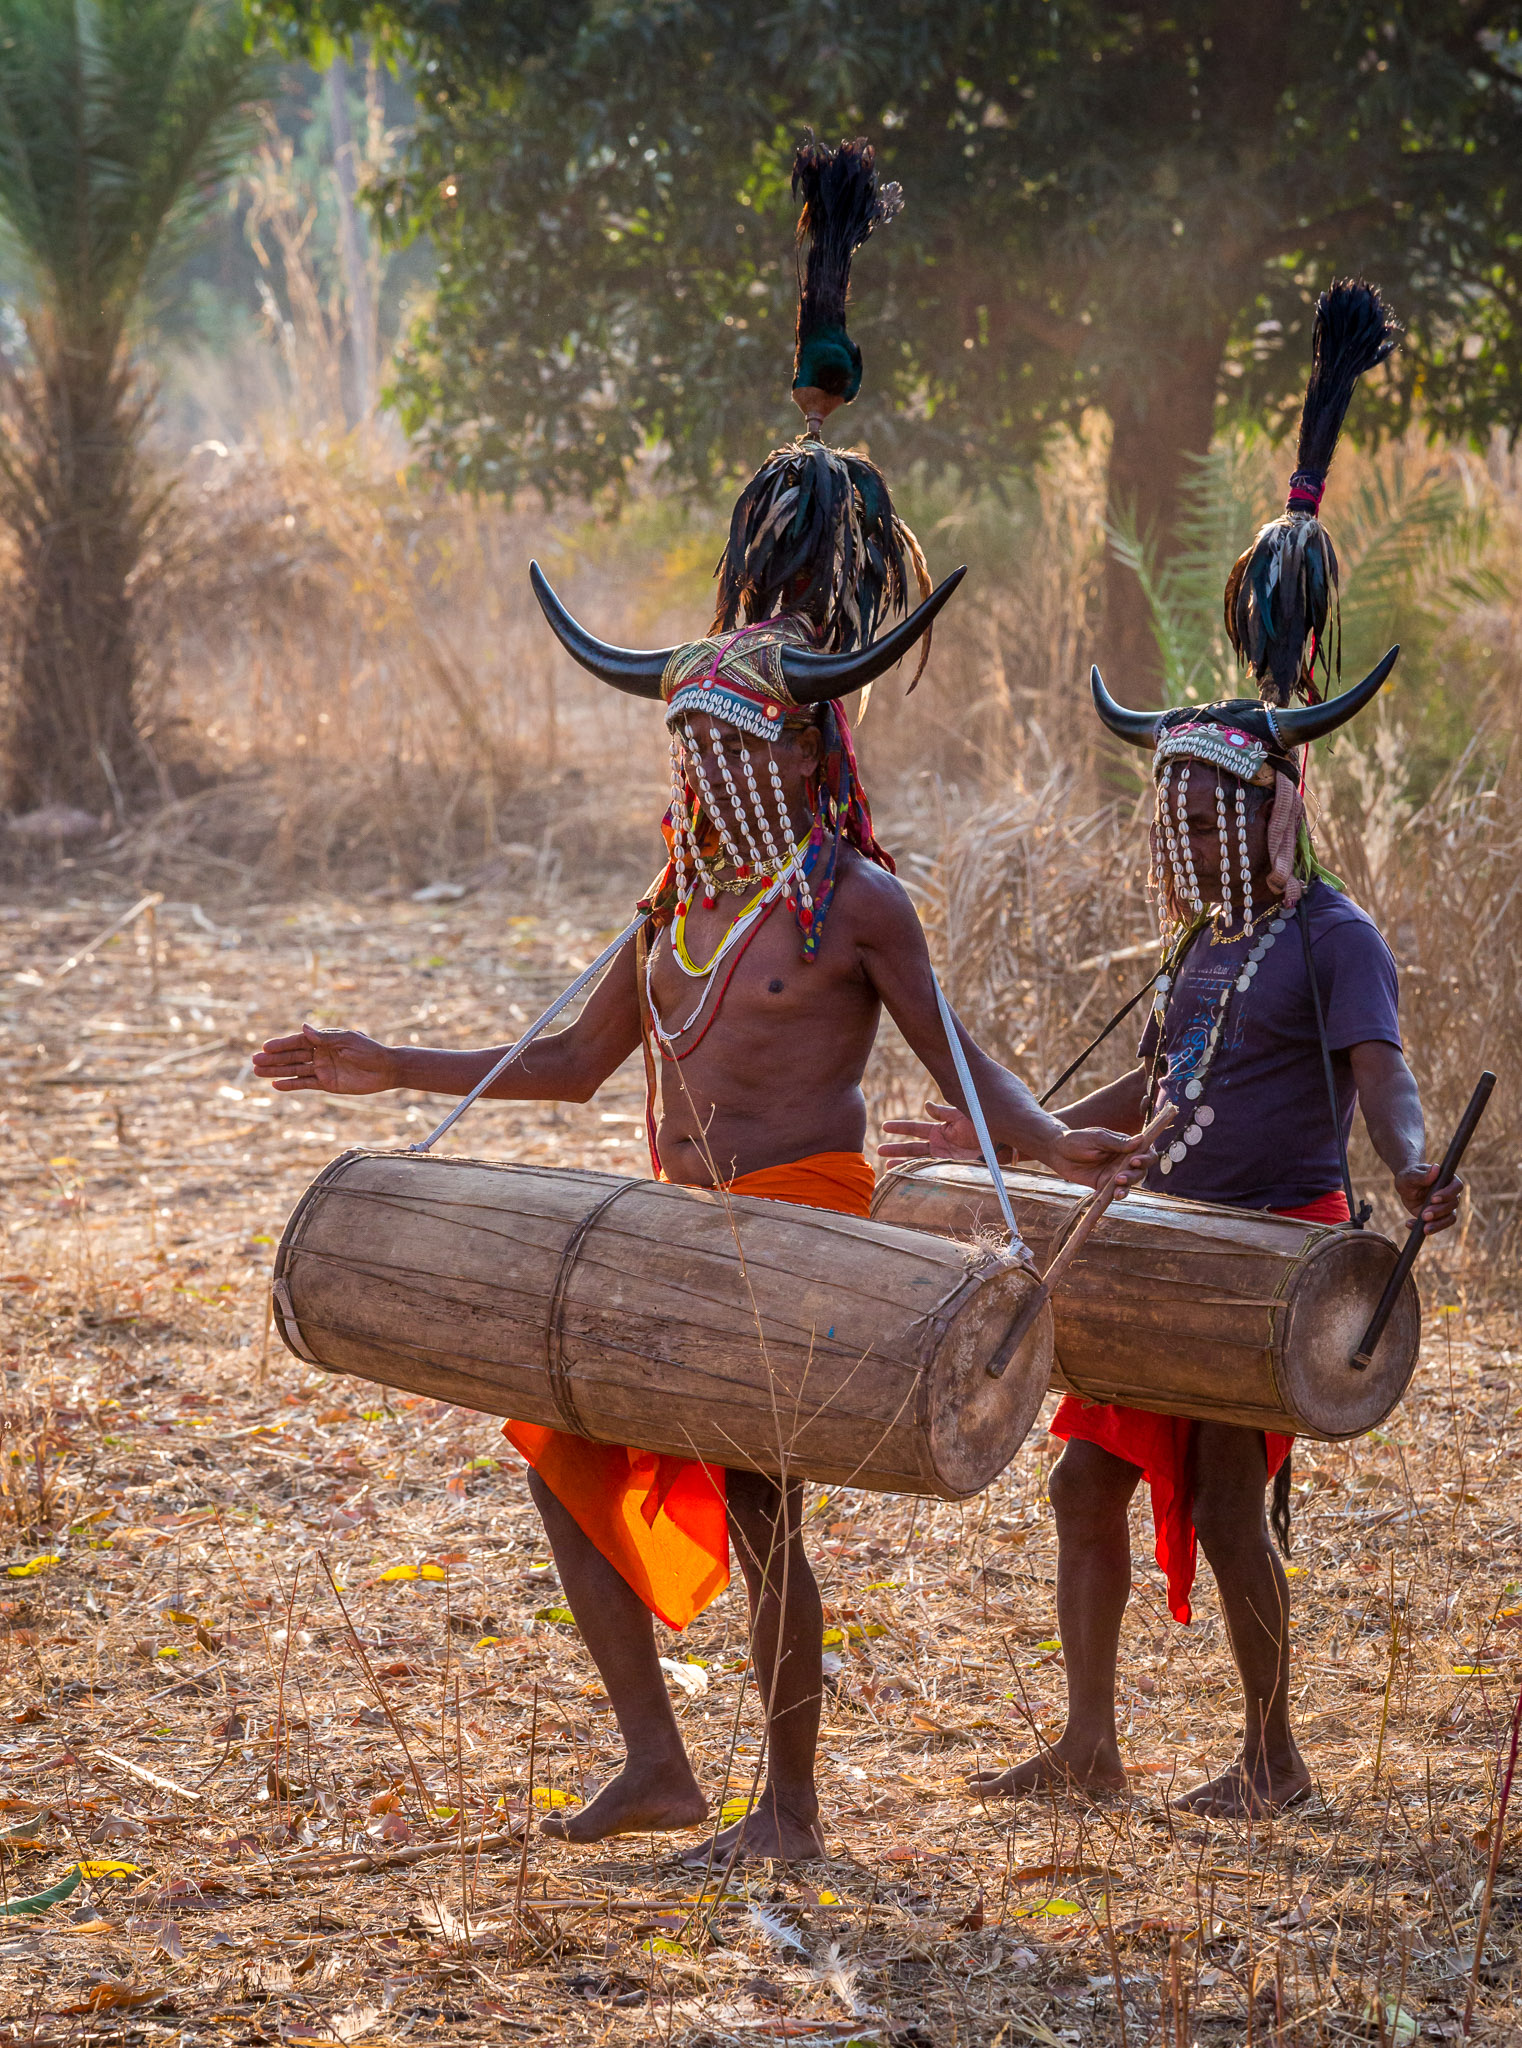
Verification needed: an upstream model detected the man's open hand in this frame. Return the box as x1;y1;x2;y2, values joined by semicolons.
879;1101;984;1163
1395;1162;1464;1233
252;1024;398;1095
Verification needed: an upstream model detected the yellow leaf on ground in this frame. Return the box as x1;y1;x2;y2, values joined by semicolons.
720;1796;752;1825
75;1861;140;1880
531;1787;578;1810
378;1564;418;1582
418;1562;448;1581
7;1555;59;1578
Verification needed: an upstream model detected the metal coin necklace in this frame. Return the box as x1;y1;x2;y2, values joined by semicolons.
1153;909;1289;1175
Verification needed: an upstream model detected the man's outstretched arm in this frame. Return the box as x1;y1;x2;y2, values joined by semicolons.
252;933;645;1107
881;1064;1152;1162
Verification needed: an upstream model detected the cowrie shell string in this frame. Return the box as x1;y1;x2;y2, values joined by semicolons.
669;724;802;911
1157;764;1261;943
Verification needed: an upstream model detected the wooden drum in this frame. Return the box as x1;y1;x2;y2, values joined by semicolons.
871;1163;1421;1441
272;1152;1054;1499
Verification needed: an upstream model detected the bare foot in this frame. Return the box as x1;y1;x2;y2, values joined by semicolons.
967;1738;1128;1801
681;1787;824;1866
1172;1754;1312;1819
540;1759;708;1842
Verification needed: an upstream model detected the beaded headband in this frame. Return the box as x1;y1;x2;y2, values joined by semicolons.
661;620;814;740
1153;722;1277;788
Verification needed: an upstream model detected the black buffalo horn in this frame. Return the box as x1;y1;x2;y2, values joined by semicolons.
530;559;967;705
777;568;967;701
1090;646;1401;751
529;560;672;698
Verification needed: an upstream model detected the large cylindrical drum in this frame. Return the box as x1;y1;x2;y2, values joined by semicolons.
871;1162;1420;1441
272;1151;1054;1498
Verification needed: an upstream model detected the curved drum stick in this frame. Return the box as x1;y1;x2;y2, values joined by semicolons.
1349;1071;1494;1370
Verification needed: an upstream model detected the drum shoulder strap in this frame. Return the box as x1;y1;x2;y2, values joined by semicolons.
634;919;661;1179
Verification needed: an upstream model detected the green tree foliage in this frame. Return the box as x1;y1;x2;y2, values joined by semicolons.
258;2;1522;682
0;0;264;814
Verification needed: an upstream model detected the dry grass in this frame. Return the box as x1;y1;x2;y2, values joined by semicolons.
1;887;1520;2045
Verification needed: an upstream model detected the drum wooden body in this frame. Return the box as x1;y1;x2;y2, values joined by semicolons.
272;1151;1054;1499
871;1163;1420;1441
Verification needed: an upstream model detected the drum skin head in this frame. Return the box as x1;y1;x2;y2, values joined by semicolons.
1276;1230;1420;1439
925;1262;1053;1496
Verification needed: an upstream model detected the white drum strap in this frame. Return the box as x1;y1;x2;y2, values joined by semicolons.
410;912;648;1153
932;973;1029;1257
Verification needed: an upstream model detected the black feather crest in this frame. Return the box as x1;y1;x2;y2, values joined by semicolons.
1224;280;1400;707
713;439;930;672
791;136;902;406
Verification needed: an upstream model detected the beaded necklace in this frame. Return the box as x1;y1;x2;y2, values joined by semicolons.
1150;907;1289;1174
648;842;804;1049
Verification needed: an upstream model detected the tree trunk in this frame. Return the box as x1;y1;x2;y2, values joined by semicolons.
2;333;148;816
1098;328;1229;703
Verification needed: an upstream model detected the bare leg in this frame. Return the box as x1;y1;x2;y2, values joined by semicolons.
969;1439;1138;1799
1174;1424;1310;1817
525;1469;707;1841
684;1470;824;1864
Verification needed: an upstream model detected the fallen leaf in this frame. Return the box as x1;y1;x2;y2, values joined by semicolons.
532;1787;579;1810
534;1604;576;1625
60;1978;167;2014
0;1864;82;1915
720;1797;753;1825
75;1860;141;1880
660;1657;709;1696
7;1554;60;1578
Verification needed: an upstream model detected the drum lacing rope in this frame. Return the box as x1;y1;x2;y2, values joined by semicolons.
544;1180;642;1436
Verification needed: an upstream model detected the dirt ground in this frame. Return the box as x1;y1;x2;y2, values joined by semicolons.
1;884;1519;2046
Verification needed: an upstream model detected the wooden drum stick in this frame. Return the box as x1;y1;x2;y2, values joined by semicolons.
1350;1070;1494;1371
985;1102;1177;1381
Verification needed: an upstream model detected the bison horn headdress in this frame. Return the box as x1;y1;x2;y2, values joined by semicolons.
1090;280;1402;932
529;136;963;958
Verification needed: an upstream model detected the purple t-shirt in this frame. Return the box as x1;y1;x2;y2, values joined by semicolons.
1136;880;1402;1210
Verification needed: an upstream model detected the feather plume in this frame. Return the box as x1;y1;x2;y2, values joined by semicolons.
791;135;902;409
1224;280;1399;706
712;438;931;673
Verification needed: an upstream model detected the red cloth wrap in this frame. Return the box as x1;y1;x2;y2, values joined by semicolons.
1049;1188;1351;1624
502;1151;876;1631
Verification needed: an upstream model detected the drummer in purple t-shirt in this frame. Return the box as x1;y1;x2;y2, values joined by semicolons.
883;279;1471;1815
884;691;1462;1815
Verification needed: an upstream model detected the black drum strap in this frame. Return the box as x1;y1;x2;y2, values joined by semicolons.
545;1182;640;1436
1299;896;1370;1229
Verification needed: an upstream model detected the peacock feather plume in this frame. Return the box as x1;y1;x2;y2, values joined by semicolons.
1223;280;1399;707
790;136;902;428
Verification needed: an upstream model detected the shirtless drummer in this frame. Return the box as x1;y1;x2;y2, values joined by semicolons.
254;139;1148;1861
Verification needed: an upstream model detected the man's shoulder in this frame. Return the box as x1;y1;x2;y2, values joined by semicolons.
1304;880;1388;942
833;846;917;919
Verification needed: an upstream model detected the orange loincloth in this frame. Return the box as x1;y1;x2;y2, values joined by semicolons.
1049;1188;1351;1625
502;1150;876;1631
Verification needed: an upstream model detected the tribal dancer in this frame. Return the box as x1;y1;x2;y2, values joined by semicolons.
255;140;1148;1861
883;283;1463;1818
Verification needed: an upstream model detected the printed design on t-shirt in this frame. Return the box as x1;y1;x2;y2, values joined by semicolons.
1162;948;1239;1095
